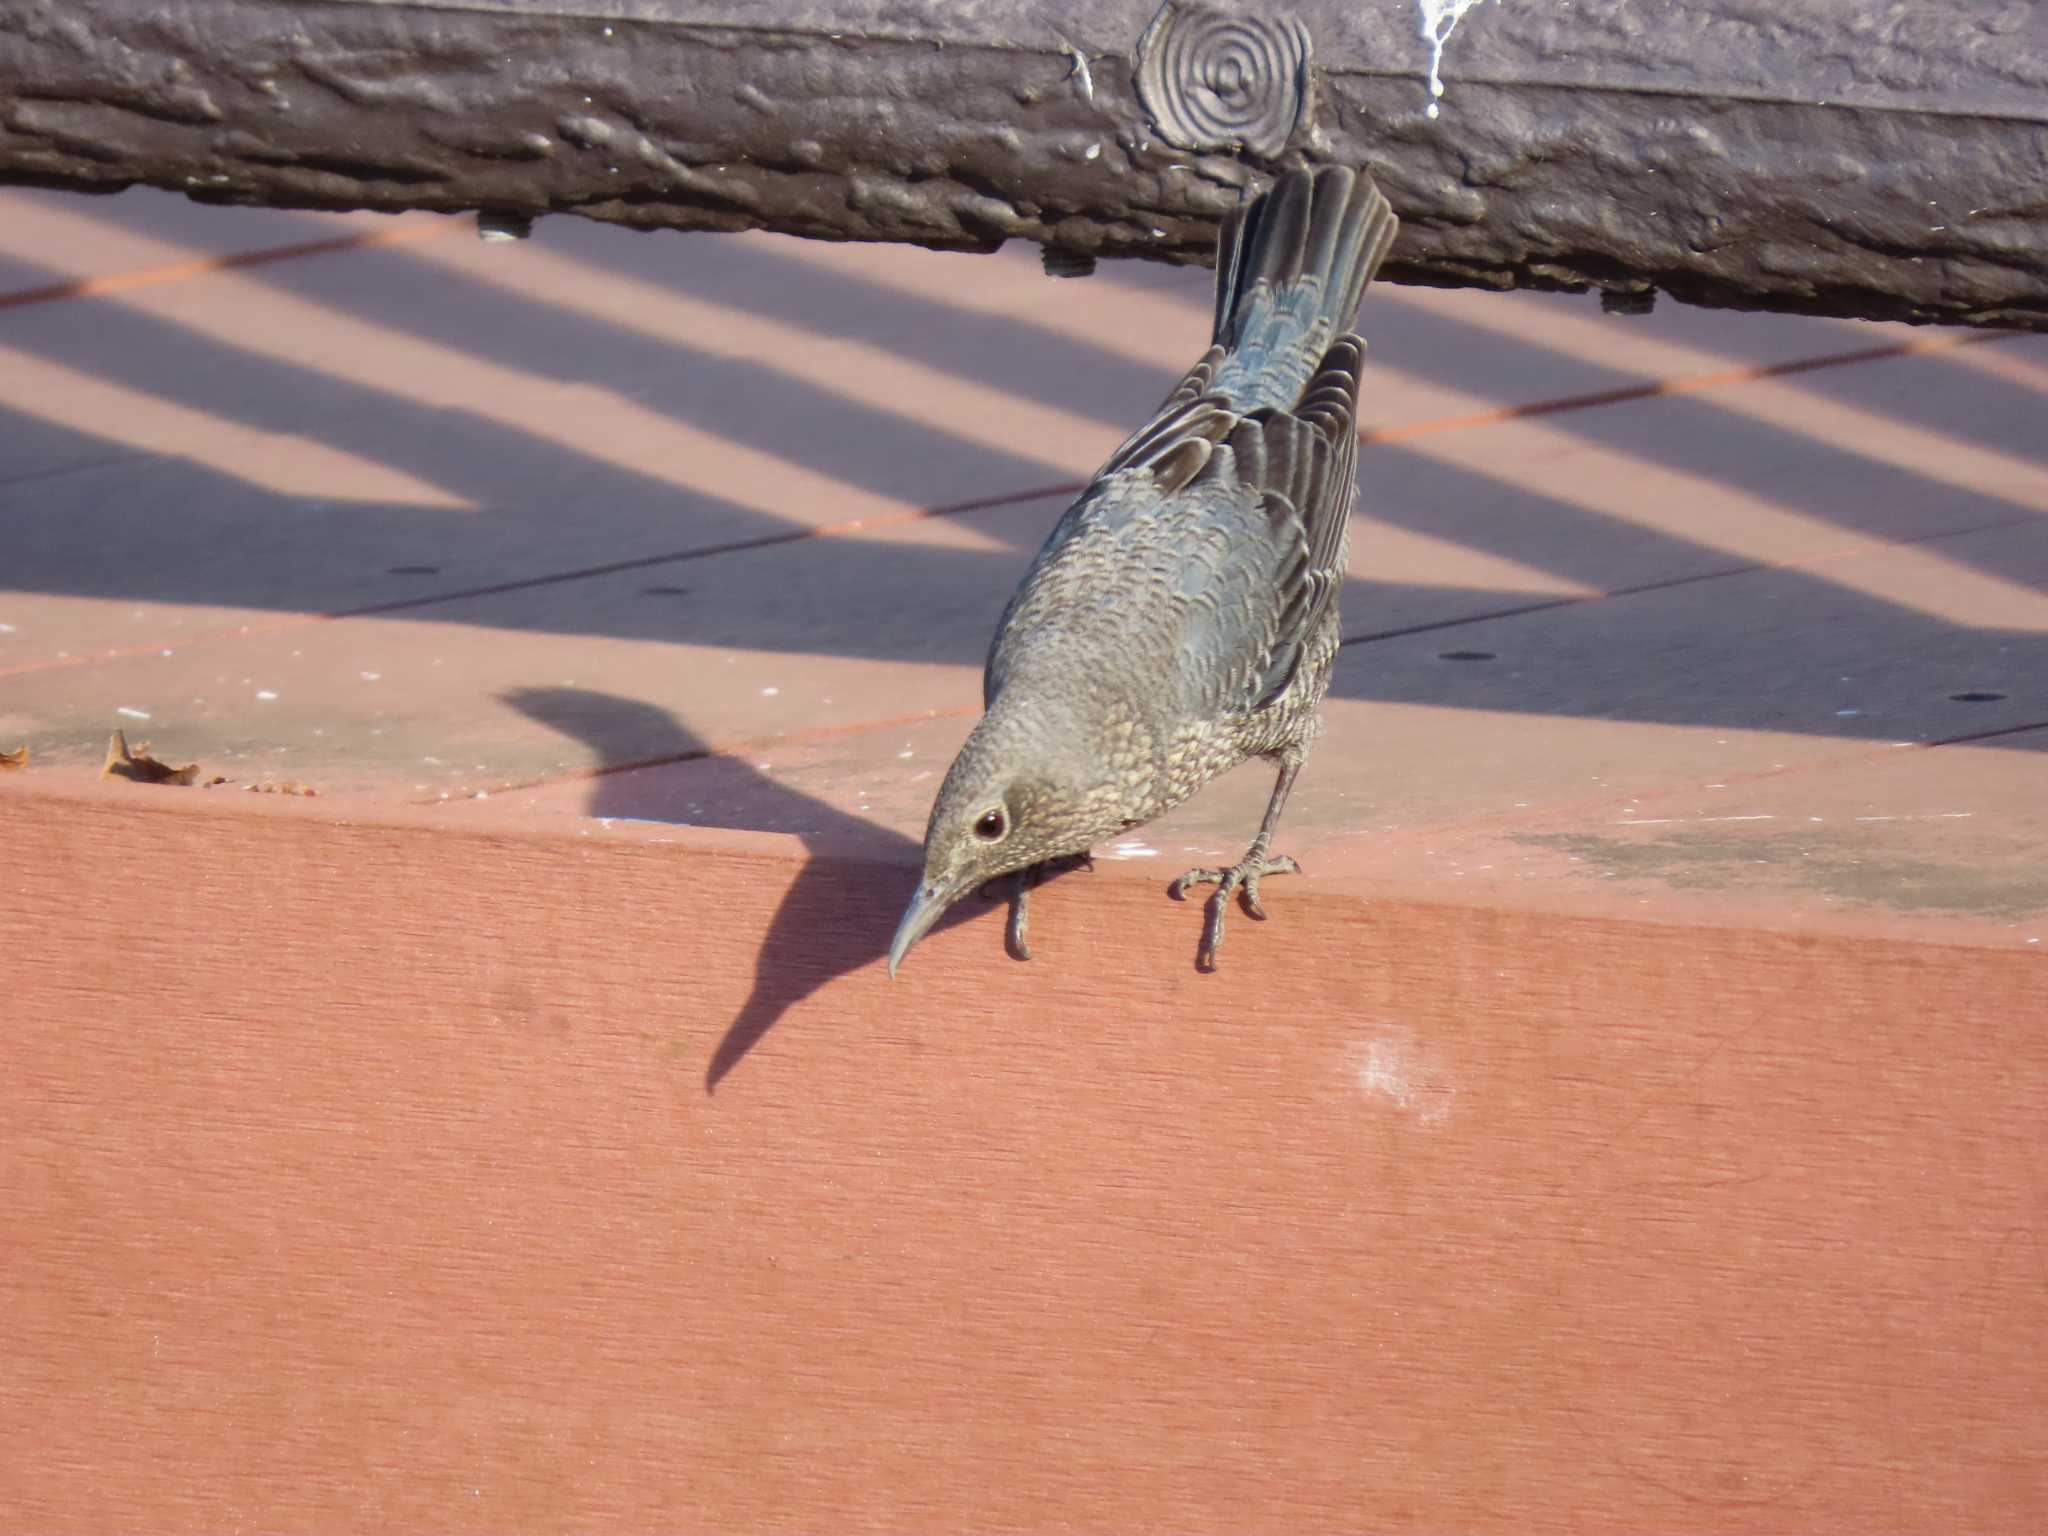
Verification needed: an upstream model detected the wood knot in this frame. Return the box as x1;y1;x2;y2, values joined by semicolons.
1135;0;1313;161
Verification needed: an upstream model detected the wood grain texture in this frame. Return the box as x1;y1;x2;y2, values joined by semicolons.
2;779;2044;1531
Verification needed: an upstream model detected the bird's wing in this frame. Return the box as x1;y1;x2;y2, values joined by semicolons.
982;391;1236;708
983;338;1363;715
1099;386;1240;487
1143;343;1227;421
1150;334;1363;714
1244;334;1363;708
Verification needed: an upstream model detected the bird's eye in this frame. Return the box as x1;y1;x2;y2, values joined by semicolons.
973;808;1008;841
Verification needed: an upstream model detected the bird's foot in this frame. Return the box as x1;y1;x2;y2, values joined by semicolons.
979;853;1094;962
1169;853;1302;971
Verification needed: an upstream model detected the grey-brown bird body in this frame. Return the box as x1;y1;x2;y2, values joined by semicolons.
891;166;1399;975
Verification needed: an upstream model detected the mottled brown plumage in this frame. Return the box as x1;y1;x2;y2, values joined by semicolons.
891;166;1399;975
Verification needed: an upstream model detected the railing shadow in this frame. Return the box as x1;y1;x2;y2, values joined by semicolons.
2;189;2042;778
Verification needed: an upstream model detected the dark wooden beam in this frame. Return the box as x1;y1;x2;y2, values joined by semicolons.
3;0;2045;328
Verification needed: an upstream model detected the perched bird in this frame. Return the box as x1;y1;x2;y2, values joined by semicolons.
889;165;1398;977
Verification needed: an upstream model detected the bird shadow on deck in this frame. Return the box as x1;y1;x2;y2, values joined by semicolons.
502;685;1083;1091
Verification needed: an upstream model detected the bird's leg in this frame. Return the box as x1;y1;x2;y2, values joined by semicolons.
1170;749;1305;971
980;853;1094;962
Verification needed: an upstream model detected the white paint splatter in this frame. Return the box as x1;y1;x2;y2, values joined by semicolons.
1104;840;1159;859
1347;1030;1454;1125
1418;0;1490;119
116;706;151;720
255;690;278;701
761;686;779;697
0;623;16;633
359;671;381;682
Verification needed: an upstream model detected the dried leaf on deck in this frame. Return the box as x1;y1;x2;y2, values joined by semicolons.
102;730;200;787
0;745;26;771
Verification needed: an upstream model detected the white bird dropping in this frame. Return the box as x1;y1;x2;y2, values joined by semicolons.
1418;0;1490;119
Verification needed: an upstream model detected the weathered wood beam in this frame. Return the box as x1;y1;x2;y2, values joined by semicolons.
3;0;2045;328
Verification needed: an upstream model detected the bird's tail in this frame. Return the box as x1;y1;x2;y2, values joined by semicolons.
1207;166;1398;410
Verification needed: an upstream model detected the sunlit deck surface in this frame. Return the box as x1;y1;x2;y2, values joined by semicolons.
5;186;2043;946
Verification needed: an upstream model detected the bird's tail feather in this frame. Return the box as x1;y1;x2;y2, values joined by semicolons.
1208;167;1398;408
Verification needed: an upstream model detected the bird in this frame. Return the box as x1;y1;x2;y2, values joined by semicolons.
888;164;1398;977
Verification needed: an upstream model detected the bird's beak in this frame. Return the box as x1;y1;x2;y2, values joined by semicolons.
888;877;954;980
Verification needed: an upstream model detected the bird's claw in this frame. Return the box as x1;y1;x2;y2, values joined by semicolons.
1006;881;1033;962
985;854;1095;963
1170;854;1302;970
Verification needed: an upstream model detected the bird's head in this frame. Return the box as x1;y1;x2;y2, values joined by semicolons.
887;703;1125;977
